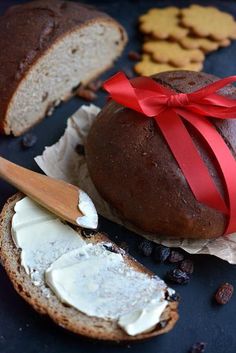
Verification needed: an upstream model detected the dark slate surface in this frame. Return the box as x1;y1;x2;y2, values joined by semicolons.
0;0;236;352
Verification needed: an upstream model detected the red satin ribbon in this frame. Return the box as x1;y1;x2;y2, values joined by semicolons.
103;72;236;235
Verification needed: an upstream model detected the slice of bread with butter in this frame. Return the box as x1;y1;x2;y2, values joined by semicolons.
0;193;178;342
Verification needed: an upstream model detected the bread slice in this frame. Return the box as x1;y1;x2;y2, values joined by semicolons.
0;192;178;342
0;0;127;136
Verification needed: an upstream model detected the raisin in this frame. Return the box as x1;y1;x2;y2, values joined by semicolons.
215;283;234;304
119;241;129;253
76;86;97;101
153;245;170;263
138;240;153;256
168;250;184;263
128;50;141;61
166;269;190;284
75;144;85;155
21;133;37;148
179;259;194;274
87;80;103;92
189;342;207;353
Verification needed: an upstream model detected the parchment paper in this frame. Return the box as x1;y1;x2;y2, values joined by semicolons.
35;104;236;264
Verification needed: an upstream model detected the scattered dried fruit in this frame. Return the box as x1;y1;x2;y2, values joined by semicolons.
76;86;97;101
128;50;141;61
87;80;103;92
168;250;184;263
166;269;190;284
215;283;234;304
179;259;194;274
75;144;85;155
21;133;37;148
189;341;207;353
153;244;170;263
138;239;153;256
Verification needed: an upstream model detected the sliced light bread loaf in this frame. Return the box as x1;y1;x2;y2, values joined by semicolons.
0;0;127;135
0;192;178;342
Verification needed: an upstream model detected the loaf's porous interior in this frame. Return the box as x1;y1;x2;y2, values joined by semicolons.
6;22;123;135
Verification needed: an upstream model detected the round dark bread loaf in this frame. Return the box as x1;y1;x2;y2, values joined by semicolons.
86;71;236;239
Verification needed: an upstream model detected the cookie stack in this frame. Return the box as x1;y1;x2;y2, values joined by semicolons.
135;5;236;76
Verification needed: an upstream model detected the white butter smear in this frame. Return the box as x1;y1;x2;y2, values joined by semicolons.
35;104;236;264
77;190;98;229
118;298;168;336
45;243;168;322
12;197;85;285
12;197;173;336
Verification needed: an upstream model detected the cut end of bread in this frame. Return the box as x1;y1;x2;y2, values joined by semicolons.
0;193;178;342
5;20;126;136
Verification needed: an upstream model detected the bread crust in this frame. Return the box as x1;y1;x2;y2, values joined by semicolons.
0;0;127;135
85;70;236;239
0;192;178;342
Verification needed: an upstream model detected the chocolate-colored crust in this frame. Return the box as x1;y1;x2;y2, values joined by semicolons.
86;71;236;239
0;0;124;133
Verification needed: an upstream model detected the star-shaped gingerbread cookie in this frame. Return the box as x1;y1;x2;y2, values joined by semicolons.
180;5;236;41
139;7;189;40
179;35;230;53
134;55;203;76
143;41;204;67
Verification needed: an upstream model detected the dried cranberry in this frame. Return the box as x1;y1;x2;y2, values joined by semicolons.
166;269;190;284
75;144;85;155
128;50;141;61
76;86;97;101
215;283;234;304
153;245;170;263
179;259;194;274
138;240;153;256
189;342;207;353
21;133;37;148
87;80;103;92
168;250;184;263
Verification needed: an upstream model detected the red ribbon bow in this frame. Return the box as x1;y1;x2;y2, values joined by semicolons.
103;72;236;235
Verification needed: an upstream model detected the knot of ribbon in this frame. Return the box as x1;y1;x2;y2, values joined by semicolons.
103;72;236;235
167;93;189;107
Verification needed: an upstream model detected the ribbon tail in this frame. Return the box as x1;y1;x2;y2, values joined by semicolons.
103;72;143;113
188;75;236;100
155;109;228;216
179;109;236;235
103;72;174;117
